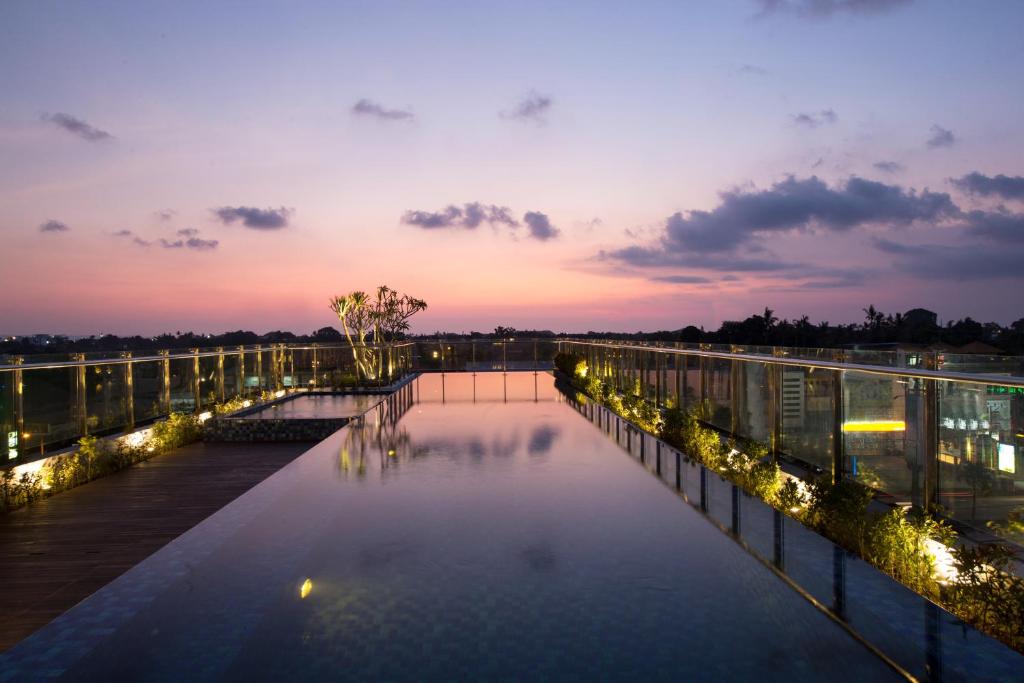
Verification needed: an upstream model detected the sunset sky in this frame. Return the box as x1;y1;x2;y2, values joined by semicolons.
2;0;1023;335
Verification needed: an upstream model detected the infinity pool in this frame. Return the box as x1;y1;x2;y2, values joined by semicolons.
2;373;908;681
242;393;383;419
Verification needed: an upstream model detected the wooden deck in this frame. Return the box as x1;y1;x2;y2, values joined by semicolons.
0;440;312;652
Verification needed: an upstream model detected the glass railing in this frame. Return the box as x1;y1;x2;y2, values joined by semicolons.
564;393;1024;680
0;342;417;462
0;339;559;465
559;339;1024;546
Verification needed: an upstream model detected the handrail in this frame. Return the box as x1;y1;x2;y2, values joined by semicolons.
0;341;418;372
561;339;1024;388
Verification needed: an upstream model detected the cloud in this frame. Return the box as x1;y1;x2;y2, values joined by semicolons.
40;112;113;142
155;209;176;221
873;160;904;173
177;228;199;237
501;92;553;124
960;209;1024;244
951;172;1024;201
604;176;957;264
39;219;69;233
873;238;1024;280
402;203;520;230
185;237;218;250
651;275;713;284
213;206;292;230
792;109;838;128
737;63;769;76
351;99;414;122
756;0;912;18
112;229;133;237
159;237;218;250
603;245;806;271
926;124;955;149
522;211;560;241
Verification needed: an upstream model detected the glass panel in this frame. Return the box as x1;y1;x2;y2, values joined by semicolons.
168;356;195;412
20;366;77;455
705;358;732;432
222;354;240;399
937;379;1023;541
735;359;771;443
197;355;219;408
842;370;916;502
780;366;834;473
132;360;163;424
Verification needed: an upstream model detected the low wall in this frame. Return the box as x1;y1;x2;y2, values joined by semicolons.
202;417;351;443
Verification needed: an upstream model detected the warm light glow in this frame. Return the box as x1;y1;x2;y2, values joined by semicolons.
242;400;252;408
121;428;153;450
300;578;313;599
925;538;958;585
841;420;906;433
197;411;213;423
13;459;50;489
275;390;286;398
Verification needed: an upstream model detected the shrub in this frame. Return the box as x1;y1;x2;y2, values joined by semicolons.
150;412;202;451
946;544;1024;650
554;352;587;379
746;459;781;503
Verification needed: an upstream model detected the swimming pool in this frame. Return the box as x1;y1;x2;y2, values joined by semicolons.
241;393;384;419
1;373;1016;680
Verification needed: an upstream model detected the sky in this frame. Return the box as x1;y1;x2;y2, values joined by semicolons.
2;0;1023;335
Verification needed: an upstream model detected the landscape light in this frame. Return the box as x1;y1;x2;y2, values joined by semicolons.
841;420;906;433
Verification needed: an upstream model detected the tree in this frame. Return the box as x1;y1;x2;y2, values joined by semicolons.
958;458;994;521
329;286;427;380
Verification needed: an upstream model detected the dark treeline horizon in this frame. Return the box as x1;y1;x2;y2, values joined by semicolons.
5;306;1024;357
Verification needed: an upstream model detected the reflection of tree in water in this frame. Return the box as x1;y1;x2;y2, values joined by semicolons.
338;386;425;477
527;424;561;455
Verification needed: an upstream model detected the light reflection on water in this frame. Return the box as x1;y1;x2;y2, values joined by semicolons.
2;372;906;682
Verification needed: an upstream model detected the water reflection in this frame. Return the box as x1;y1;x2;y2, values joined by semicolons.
340;374;563;472
414;370;559;403
562;388;1024;682
338;382;422;477
527;424;561;455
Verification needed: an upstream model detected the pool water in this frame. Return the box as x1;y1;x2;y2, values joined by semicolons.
242;393;383;419
2;373;909;681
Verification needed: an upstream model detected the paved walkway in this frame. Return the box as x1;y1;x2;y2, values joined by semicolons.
0;441;311;651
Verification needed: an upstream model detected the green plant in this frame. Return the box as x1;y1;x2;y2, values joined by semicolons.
777;478;807;512
746;459;781;503
946;544;1024;650
150;412;202;451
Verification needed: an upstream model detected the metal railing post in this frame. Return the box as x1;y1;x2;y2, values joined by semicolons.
311;344;319;388
730;354;740;435
216;347;226;403
191;348;201;411
72;353;88;436
255;346;264;393
923;352;939;509
122;352;135;428
11;357;24;460
832;366;845;485
699;352;708;417
237;346;246;396
769;352;783;459
160;350;171;414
